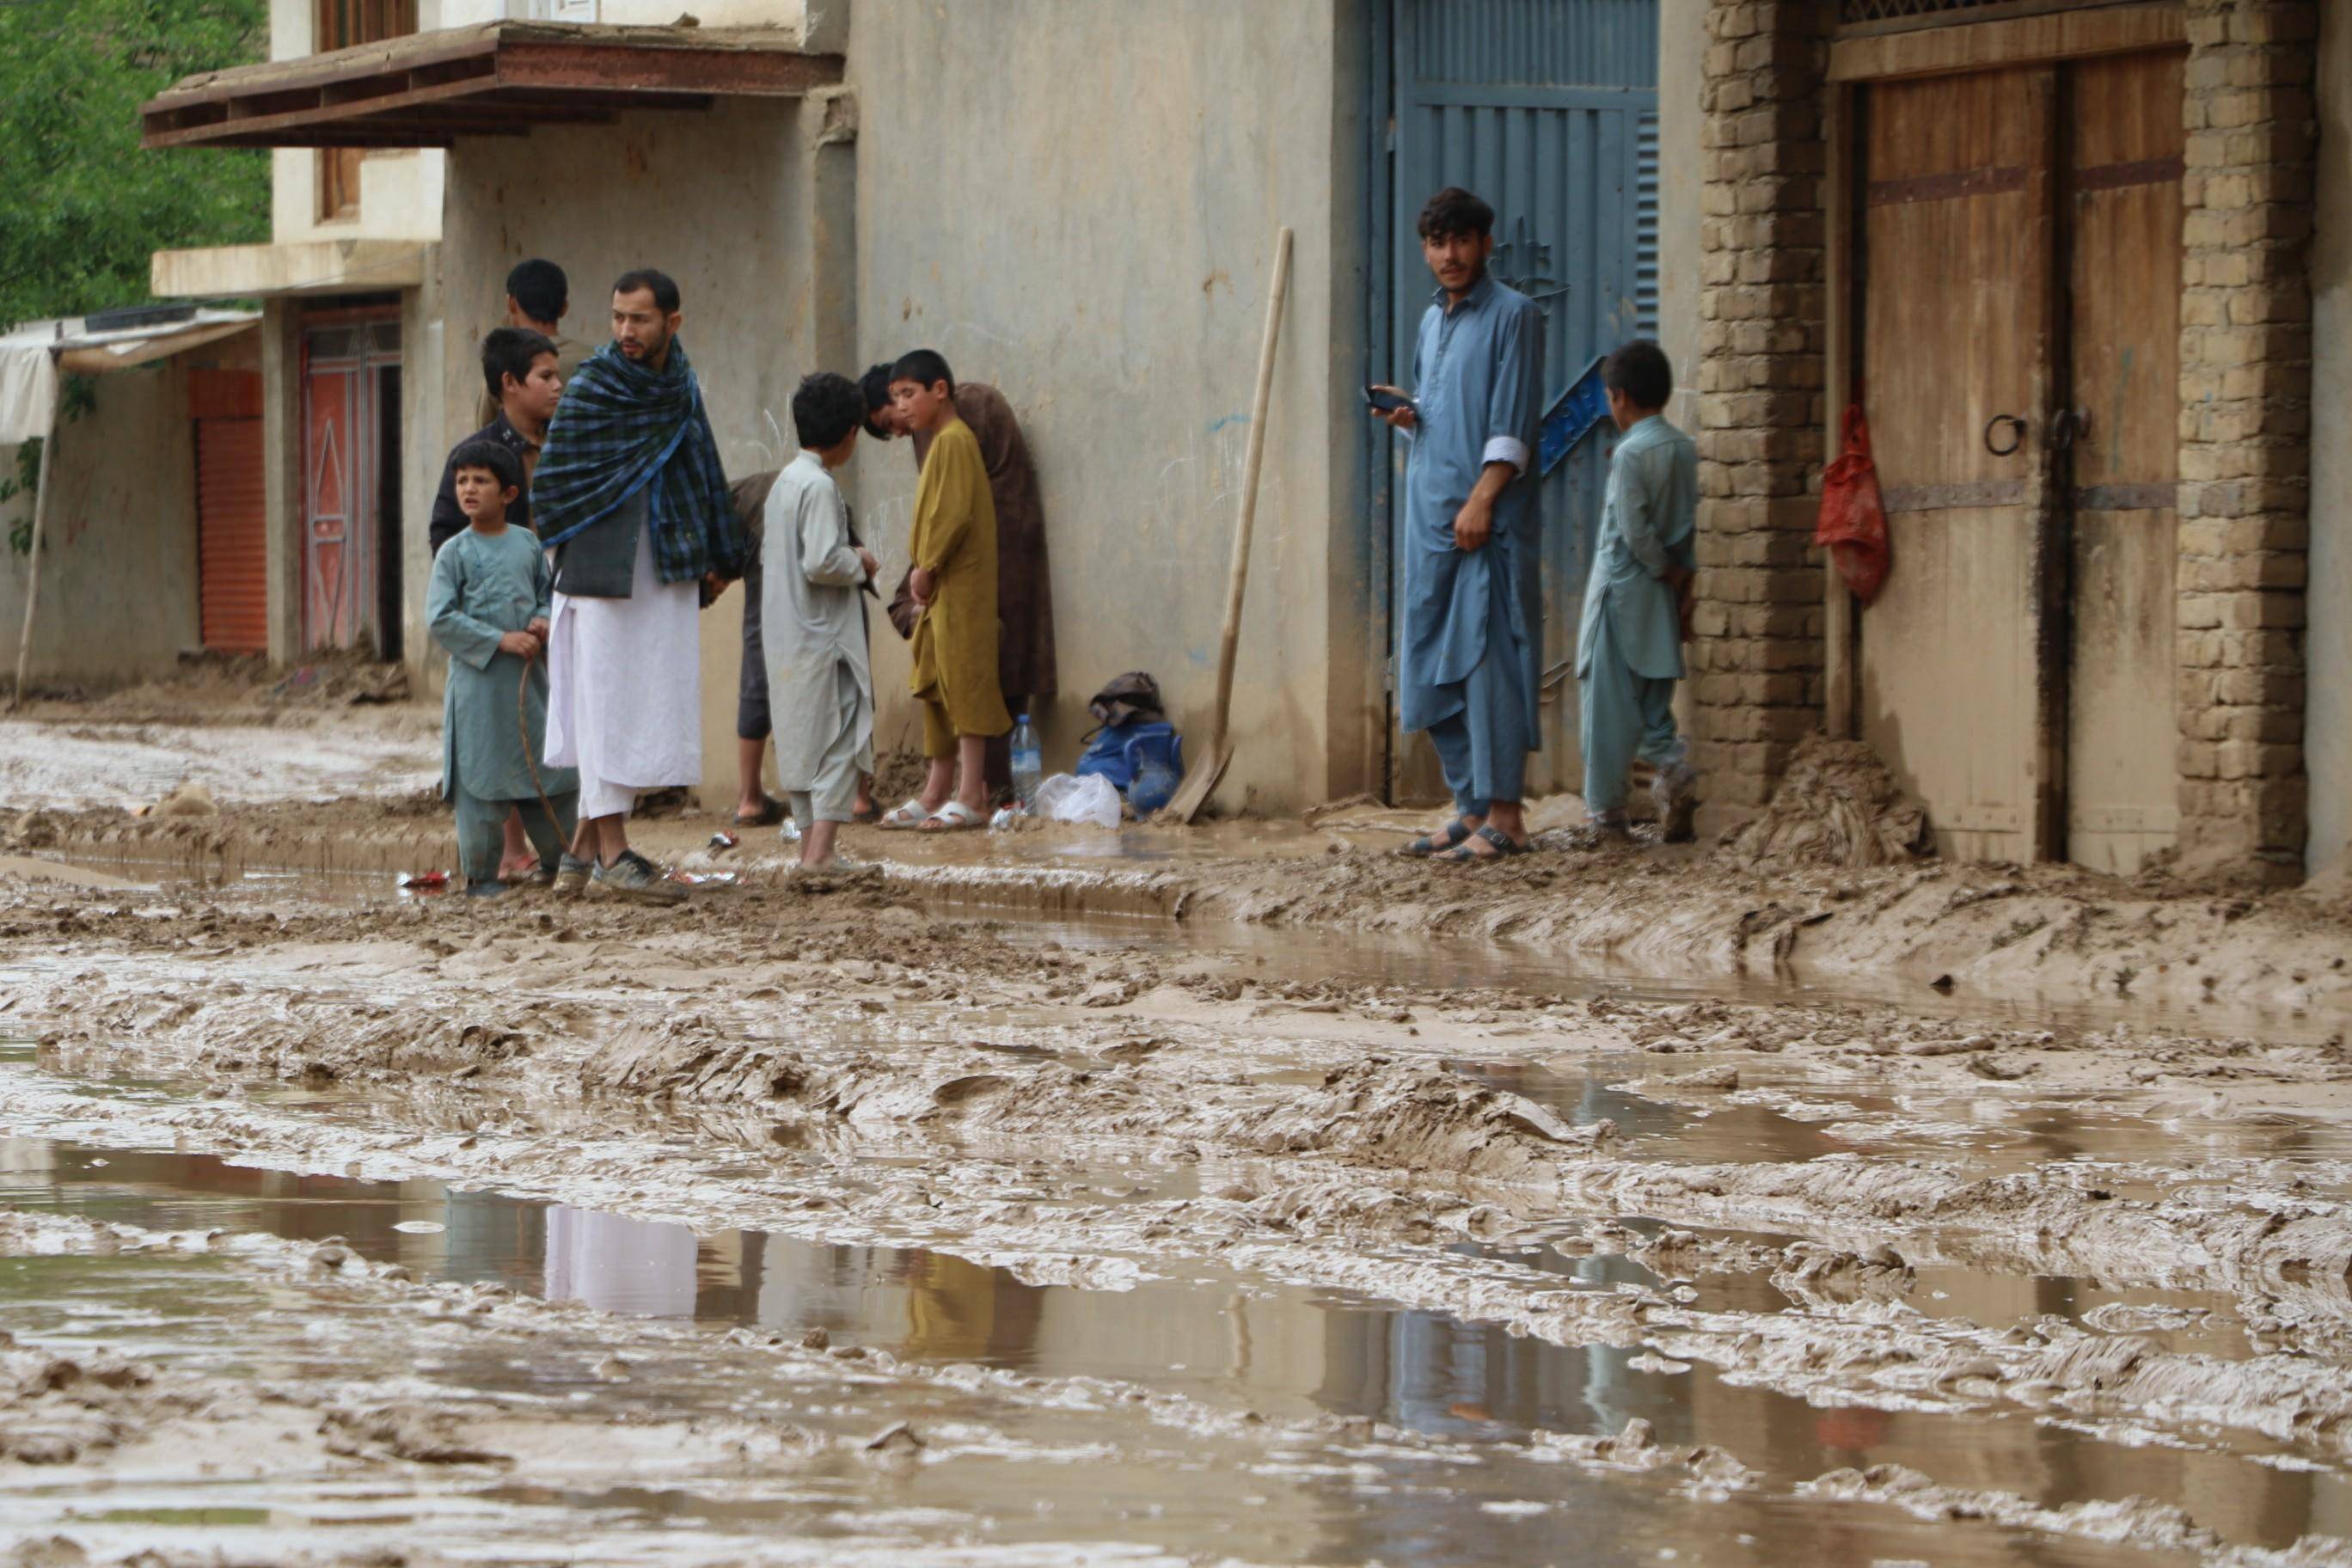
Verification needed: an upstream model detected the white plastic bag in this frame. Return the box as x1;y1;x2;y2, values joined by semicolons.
1032;772;1123;829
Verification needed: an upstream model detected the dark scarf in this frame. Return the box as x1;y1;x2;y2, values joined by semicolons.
530;338;742;583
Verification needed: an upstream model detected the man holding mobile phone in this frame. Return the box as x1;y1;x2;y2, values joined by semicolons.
1371;186;1545;864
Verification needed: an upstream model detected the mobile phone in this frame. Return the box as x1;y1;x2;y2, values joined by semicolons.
1366;385;1415;415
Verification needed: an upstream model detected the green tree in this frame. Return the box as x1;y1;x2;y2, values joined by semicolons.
0;0;270;327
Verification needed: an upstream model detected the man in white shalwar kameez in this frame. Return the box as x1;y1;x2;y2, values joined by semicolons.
530;267;745;903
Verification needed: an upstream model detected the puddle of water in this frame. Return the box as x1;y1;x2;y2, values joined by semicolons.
3;1130;2346;1560
878;818;1349;867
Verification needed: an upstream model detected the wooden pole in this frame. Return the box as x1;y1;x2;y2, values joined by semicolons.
1210;224;1293;754
9;403;58;710
1166;223;1292;823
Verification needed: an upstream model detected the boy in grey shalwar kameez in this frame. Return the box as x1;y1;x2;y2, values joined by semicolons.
428;439;579;894
761;373;878;869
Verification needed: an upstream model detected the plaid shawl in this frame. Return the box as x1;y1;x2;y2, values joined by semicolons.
530;339;743;583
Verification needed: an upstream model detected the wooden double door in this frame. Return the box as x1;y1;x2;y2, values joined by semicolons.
1857;50;2184;872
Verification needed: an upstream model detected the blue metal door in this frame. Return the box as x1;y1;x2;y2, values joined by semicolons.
1375;0;1659;803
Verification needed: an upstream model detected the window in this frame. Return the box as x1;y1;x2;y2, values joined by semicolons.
315;0;416;222
315;0;417;52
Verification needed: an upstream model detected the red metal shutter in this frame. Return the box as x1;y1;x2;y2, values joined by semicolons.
195;413;268;653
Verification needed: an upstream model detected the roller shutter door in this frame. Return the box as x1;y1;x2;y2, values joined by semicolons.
195;413;267;653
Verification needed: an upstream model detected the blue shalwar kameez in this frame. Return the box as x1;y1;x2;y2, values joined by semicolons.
1574;414;1699;812
428;524;579;885
1397;273;1546;815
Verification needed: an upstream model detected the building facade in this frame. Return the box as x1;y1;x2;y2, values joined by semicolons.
142;0;1710;815
127;0;2352;879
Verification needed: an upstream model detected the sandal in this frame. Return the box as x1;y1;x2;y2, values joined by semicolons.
735;794;786;828
1442;824;1530;863
1398;817;1477;858
917;800;985;832
876;798;934;830
850;800;882;824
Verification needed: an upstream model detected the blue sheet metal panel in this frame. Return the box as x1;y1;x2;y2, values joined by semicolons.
1412;0;1659;89
1386;0;1658;798
1636;110;1661;336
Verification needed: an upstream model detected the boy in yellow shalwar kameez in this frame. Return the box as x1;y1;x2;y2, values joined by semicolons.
879;349;1013;831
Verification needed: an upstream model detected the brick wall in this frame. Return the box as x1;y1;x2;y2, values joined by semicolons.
1690;0;1834;839
2177;0;2317;879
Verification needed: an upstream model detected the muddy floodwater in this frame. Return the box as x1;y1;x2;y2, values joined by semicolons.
3;710;2352;1565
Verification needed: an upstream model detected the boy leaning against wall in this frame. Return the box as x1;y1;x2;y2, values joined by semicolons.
878;348;1012;833
426;439;580;896
1574;340;1700;842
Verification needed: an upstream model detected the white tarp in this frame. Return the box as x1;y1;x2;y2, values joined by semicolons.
0;334;58;447
0;309;260;445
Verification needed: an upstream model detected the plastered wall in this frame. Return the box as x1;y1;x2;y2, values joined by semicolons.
848;0;1368;810
2307;7;2352;875
431;0;815;28
0;364;202;686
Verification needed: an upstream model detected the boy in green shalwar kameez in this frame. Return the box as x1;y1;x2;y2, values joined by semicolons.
1576;340;1700;842
428;439;579;896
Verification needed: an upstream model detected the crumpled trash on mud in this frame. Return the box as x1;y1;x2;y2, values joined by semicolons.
1033;772;1123;829
143;782;219;819
1718;736;1931;870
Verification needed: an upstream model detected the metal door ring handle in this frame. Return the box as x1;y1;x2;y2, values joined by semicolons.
1983;413;2026;456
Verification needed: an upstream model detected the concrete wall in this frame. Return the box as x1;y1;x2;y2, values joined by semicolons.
2309;10;2352;874
259;299;305;663
432;97;844;796
434;0;820;28
1657;0;1706;747
0;364;202;687
271;148;447;247
1656;0;1706;427
849;0;1370;809
267;0;445;247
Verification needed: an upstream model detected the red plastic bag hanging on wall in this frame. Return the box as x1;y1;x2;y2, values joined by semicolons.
1815;405;1890;603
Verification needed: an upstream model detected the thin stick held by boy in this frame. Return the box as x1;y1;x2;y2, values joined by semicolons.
1575;340;1700;841
426;439;580;894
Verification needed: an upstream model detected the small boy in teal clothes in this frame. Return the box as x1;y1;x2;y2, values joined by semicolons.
1575;340;1700;841
427;439;579;895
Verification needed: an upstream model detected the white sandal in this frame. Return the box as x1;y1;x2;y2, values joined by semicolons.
876;798;933;830
917;800;984;832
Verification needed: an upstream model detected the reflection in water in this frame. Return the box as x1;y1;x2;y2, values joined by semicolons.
544;1206;698;1317
5;1132;2351;1558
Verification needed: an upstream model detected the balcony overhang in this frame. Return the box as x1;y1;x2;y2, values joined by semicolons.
152;240;429;300
140;21;842;150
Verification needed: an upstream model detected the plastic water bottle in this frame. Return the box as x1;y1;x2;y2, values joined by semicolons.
1009;714;1043;811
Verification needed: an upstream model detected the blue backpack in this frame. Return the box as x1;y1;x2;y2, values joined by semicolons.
1075;720;1184;799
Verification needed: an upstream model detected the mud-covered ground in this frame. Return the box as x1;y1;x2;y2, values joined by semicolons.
2;695;2351;1565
